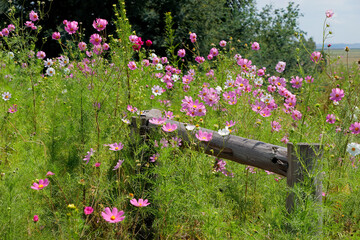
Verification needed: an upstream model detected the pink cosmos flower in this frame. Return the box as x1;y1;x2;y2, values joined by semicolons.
326;10;334;18
190;33;197;43
52;32;61;40
8;104;17;113
64;21;79;34
281;135;289;144
84;206;94;215
94;162;101;167
178;49;186;57
130;198;151;207
103;43;110;50
271;121;282;132
150;153;159;162
291;110;302;121
162;122;177;132
113;159;124;170
196;130;213;141
24;21;36;29
92;18;108;31
108;142;124;151
2;28;9;36
149;117;166;125
33;215;39;222
251;42;260;50
46;171;55;176
29;11;39;21
290;76;303;89
7;24;15;31
275;61;286;73
127;105;137;113
31;179;49;190
146;40;152;46
90;34;102;46
129;35;138;43
78;42;87;51
36;51;46;59
311;51;322;63
210;48;219;56
101;207;125;223
128;61;137;70
225;120;236;128
329;88;344;102
207;54;213;60
83;148;94;164
349;122;360;134
326;114;336;124
195;56;205;64
219;40;227;47
305;75;314;83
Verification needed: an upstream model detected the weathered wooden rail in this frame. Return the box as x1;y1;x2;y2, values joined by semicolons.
131;109;323;213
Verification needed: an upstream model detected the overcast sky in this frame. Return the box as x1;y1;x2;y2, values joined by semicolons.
255;0;360;44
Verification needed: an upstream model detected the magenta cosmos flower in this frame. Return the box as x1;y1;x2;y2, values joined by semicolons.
31;179;49;190
178;49;186;58
84;206;94;215
93;18;108;31
326;114;336;124
162;122;177;132
329;88;344;102
52;32;61;40
128;61;137;70
196;130;213;141
219;40;227;47
189;33;197;43
101;207;125;223
108;142;124;151
33;215;39;222
251;42;260;50
29;11;39;21
64;21;79;35
90;34;102;46
130;198;151;207
349;122;360;134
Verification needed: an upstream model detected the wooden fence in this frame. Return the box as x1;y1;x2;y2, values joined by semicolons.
131;109;323;212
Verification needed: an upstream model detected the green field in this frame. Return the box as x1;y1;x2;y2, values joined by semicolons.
327;48;360;65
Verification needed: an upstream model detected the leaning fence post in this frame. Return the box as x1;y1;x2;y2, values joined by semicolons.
286;142;322;214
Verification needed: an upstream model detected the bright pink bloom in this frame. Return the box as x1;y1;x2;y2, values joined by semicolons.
8;104;17;113
130;198;151;207
92;18;108;31
251;42;260;50
349;122;360;134
46;171;55;176
329;88;344;102
127;105;137;113
52;32;60;40
195;56;205;64
29;11;39;21
33;215;39;222
7;24;15;31
190;33;197;43
64;21;79;34
150;153;159;162
311;52;322;63
305;75;314;83
78;42;87;51
196;130;213;141
225;120;236;128
162;122;177;132
290;76;303;89
128;61;137;70
90;34;102;46
108;142;124;151
326;10;334;18
103;43;110;51
31;178;49;190
210;48;219;56
146;40;152;46
178;49;186;58
36;51;46;59
129;35;138;43
94;162;101;167
326;114;336;124
84;206;94;215
101;207;125;223
2;28;9;36
219;40;227;47
291;110;302;121
24;21;36;29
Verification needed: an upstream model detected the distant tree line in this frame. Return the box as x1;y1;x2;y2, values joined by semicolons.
0;0;315;75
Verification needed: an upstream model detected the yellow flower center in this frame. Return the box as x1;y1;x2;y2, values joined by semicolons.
139;203;142;206
39;184;44;188
115;147;119;150
110;216;116;220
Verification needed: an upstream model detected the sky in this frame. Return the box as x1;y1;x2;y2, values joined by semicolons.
255;0;360;44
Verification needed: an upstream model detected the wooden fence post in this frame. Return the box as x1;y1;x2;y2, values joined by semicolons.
286;143;323;213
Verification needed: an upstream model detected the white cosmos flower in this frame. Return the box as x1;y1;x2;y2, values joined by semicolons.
171;74;179;82
149;53;157;60
156;64;163;71
218;127;230;136
64;68;70;75
8;52;14;59
215;86;222;94
46;67;55;76
122;119;130;124
347;143;360;156
152;85;163;96
2;92;11;101
186;124;196;131
44;58;54;68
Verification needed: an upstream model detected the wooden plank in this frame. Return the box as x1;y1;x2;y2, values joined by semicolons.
132;109;288;176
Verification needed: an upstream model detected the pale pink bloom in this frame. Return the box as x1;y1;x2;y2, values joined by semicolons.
329;88;344;102
349;122;360;134
36;51;46;59
251;42;260;50
78;42;87;51
90;34;102;46
83;148;94;164
129;35;138;43
113;159;124;170
101;207;125;223
207;54;213;60
103;43;110;51
93;18;108;31
24;21;35;29
290;76;303;89
291;110;302;121
7;24;15;31
196;130;213;141
219;40;227;47
31;179;49;190
281;135;289;144
149;117;166;125
326;114;336;124
190;33;197;43
305;75;314;83
84;206;94;215
271;121;281;132
195;56;205;64
130;198;151;207
8;104;17;113
29;11;39;21
64;21;78;34
52;32;61;40
209;48;219;56
164;111;174;120
127;105;137;113
162;122;177;132
326;10;334;18
128;61;137;70
310;51;322;63
225;120;236;128
275;61;286;73
46;171;55;176
108;142;124;151
2;28;9;36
